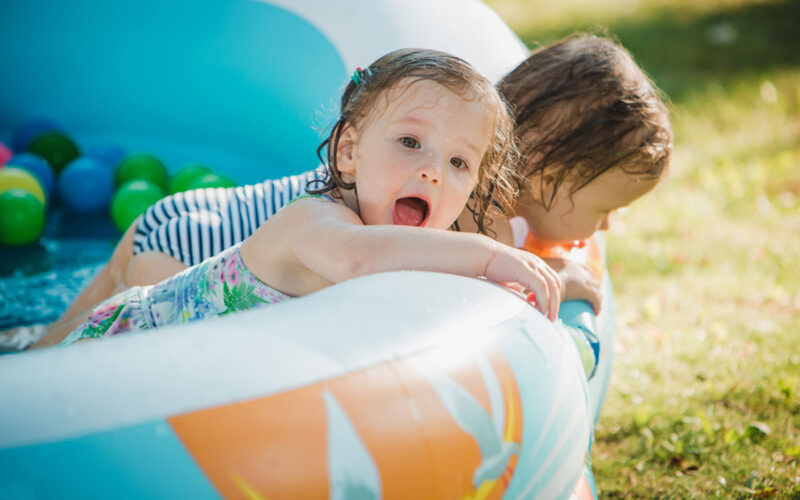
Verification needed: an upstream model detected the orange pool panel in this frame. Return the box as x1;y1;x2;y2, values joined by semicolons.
169;343;523;500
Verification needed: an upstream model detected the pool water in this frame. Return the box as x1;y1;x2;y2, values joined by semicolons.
0;209;116;330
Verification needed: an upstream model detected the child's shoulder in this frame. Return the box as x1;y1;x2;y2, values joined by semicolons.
278;191;354;224
288;193;336;205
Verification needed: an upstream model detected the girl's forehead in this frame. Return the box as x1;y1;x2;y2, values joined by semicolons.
525;166;661;209
369;79;487;123
579;167;661;206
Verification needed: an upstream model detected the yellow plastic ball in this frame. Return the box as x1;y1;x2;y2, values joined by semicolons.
0;167;46;204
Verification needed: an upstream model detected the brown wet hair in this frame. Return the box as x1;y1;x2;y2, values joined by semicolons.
309;48;519;235
498;34;673;209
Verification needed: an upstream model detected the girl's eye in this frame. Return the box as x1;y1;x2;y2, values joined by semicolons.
450;157;468;170
400;136;419;149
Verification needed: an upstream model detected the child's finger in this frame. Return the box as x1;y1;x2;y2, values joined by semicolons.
538;264;561;321
523;274;553;320
549;285;561;321
546;267;562;319
503;282;527;294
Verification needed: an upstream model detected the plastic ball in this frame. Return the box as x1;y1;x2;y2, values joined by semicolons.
0;142;11;166
10;119;62;152
0;167;46;204
57;157;114;213
185;172;237;190
26;132;81;173
110;179;166;232
7;153;55;197
0;188;46;246
115;154;168;190
168;164;213;194
84;144;126;169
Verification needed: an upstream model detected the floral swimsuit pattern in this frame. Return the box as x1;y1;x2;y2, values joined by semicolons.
62;244;290;345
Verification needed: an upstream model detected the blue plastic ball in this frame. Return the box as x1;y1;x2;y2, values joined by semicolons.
57;157;114;213
10;119;62;152
7;153;55;197
83;144;126;169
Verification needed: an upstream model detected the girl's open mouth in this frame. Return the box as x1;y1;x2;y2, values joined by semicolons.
392;196;430;226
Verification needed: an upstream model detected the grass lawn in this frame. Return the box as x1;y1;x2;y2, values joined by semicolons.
486;0;800;497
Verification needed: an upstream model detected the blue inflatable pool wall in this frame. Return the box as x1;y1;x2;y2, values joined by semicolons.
0;0;347;184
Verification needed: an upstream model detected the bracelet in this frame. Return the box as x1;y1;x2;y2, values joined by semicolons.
482;240;498;277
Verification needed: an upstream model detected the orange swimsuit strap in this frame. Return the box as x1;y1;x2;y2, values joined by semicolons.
522;233;605;282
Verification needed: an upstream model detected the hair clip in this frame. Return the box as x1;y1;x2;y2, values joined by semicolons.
351;67;374;87
351;67;364;87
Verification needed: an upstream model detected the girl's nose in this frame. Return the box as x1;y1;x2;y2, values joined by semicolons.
417;160;442;185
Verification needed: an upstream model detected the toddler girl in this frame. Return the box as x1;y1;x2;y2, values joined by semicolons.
61;48;561;345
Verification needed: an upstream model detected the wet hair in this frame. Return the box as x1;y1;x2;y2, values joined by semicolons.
498;34;673;209
309;48;518;235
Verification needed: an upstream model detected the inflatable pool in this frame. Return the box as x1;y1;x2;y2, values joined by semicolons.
0;1;613;498
1;272;600;499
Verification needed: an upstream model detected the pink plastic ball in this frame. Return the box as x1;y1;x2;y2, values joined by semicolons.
0;142;12;166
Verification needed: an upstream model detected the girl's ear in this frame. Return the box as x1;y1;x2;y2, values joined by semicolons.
336;124;358;176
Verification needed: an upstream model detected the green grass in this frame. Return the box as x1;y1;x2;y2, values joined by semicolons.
486;0;800;497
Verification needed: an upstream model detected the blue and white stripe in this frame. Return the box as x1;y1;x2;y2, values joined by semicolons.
132;168;325;266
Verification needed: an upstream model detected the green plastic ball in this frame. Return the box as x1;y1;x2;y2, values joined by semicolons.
185;172;237;190
110;179;166;232
26;132;81;173
0;188;46;246
0;167;47;204
168;164;212;194
115;154;168;190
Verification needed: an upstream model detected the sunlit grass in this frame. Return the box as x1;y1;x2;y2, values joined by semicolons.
487;0;800;496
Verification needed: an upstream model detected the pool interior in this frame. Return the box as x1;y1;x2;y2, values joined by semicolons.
0;1;353;331
0;207;117;330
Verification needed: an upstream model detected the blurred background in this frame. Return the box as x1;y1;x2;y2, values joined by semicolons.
485;0;800;496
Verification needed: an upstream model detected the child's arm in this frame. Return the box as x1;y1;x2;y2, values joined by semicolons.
241;198;562;320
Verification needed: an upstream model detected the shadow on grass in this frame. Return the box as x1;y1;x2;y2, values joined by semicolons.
514;0;800;102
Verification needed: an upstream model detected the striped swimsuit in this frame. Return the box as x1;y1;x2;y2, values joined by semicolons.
133;168;324;266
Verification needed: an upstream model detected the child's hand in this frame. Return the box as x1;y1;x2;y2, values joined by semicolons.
544;257;602;313
500;282;545;310
484;244;562;321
